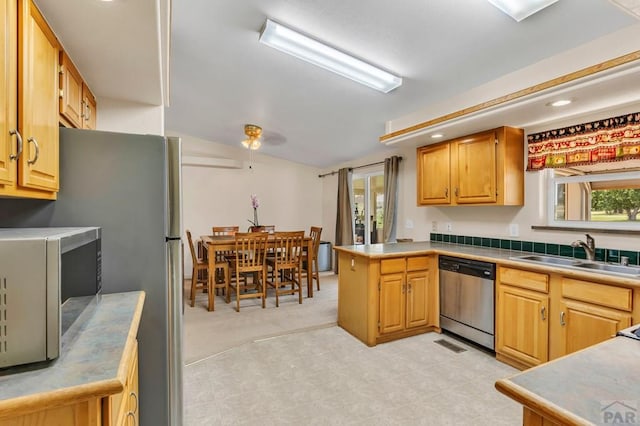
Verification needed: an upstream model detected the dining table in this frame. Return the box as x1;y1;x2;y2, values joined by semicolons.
200;234;315;311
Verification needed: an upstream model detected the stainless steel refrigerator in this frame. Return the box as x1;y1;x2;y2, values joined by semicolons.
0;128;183;426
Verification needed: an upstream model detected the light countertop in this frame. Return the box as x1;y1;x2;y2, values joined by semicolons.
0;291;145;416
495;335;640;425
334;242;640;287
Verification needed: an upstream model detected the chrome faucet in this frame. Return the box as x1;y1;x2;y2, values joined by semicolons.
571;233;596;261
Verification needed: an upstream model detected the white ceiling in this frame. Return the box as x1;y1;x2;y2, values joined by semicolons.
33;0;640;168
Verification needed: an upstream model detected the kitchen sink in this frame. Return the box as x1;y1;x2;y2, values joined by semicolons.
510;254;640;278
509;254;580;266
572;262;640;276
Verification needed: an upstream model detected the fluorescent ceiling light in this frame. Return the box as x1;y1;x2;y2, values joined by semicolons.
487;0;559;21
431;133;444;139
259;19;402;93
550;99;572;107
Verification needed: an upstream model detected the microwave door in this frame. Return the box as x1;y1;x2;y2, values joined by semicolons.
0;239;51;367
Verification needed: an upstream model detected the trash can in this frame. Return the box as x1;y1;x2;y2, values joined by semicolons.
317;241;332;271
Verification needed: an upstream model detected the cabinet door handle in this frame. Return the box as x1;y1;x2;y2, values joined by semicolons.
130;391;138;413
444;188;448;197
126;411;137;426
407;283;412;293
9;129;23;160
540;306;546;321
27;138;40;165
560;311;566;326
454;187;459;196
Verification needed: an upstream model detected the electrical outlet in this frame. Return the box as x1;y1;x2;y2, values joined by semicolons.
445;222;452;232
431;221;437;232
405;219;414;229
509;223;519;237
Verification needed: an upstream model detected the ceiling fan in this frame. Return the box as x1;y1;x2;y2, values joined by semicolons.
241;124;262;150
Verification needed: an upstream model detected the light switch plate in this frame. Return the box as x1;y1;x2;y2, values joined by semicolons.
432;221;437;232
509;223;519;237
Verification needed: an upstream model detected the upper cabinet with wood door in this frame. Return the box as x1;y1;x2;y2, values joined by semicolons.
416;126;524;206
0;0;60;199
59;51;97;130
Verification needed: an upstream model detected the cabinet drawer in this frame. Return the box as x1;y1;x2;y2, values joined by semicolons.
499;267;548;293
407;256;430;272
561;278;632;312
381;258;405;274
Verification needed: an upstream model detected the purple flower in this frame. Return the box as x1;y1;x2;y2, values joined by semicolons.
250;194;259;209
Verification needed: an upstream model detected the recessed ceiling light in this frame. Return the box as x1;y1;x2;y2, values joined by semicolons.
550;99;572;107
487;0;559;22
258;19;402;93
431;134;444;139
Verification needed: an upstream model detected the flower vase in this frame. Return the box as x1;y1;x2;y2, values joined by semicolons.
253;208;259;227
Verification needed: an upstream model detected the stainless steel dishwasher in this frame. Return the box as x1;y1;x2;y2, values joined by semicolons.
439;255;496;350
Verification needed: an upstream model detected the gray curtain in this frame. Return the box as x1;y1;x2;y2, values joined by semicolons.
383;156;400;243
334;168;354;273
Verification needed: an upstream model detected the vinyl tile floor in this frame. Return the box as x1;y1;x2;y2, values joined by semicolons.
183;327;522;425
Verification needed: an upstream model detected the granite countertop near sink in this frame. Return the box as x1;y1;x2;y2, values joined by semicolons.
0;291;145;416
495;336;640;425
334;242;640;286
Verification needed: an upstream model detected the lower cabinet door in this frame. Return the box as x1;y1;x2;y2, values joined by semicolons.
558;300;632;356
406;270;429;329
496;285;549;367
379;273;405;335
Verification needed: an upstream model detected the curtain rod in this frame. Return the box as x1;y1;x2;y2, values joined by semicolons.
318;156;402;178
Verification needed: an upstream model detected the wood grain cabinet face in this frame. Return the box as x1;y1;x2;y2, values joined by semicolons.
416;126;524;206
59;51;83;128
496;284;549;367
0;0;59;199
379;257;434;336
82;82;96;130
18;0;59;192
453;131;497;204
556;278;632;357
103;342;139;426
417;143;450;205
0;0;17;186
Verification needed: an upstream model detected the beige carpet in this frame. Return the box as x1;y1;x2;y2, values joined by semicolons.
183;271;338;364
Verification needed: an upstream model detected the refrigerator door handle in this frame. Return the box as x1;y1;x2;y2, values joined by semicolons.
167;239;183;425
166;137;183;239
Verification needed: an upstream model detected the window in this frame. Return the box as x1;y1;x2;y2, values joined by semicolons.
547;163;640;230
352;171;384;244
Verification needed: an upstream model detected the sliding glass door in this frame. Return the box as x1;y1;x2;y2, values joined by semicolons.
353;171;384;245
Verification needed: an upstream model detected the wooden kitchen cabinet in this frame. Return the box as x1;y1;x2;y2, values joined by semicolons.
103;341;139;426
416;126;524;206
417;143;450;205
337;250;437;346
496;267;550;369
379;257;432;335
0;0;17;186
59;52;98;130
82;82;97;130
554;277;632;358
496;266;636;370
0;0;59;199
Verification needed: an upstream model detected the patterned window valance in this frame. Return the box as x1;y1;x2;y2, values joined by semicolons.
527;111;640;171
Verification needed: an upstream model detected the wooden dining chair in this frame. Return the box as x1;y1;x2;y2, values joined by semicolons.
186;230;208;308
211;226;239;291
266;231;304;307
227;232;269;312
302;226;322;291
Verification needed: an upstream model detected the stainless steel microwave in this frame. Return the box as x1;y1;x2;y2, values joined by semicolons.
0;227;102;369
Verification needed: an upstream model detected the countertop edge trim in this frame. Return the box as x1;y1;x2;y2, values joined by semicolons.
0;378;123;420
116;291;146;384
495;379;588;426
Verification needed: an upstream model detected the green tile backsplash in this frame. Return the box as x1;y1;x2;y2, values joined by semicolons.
429;233;640;265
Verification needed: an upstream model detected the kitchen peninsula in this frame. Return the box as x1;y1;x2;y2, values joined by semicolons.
334;242;640;370
0;291;144;425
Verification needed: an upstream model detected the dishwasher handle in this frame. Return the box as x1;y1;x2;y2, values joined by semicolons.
439;255;496;280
